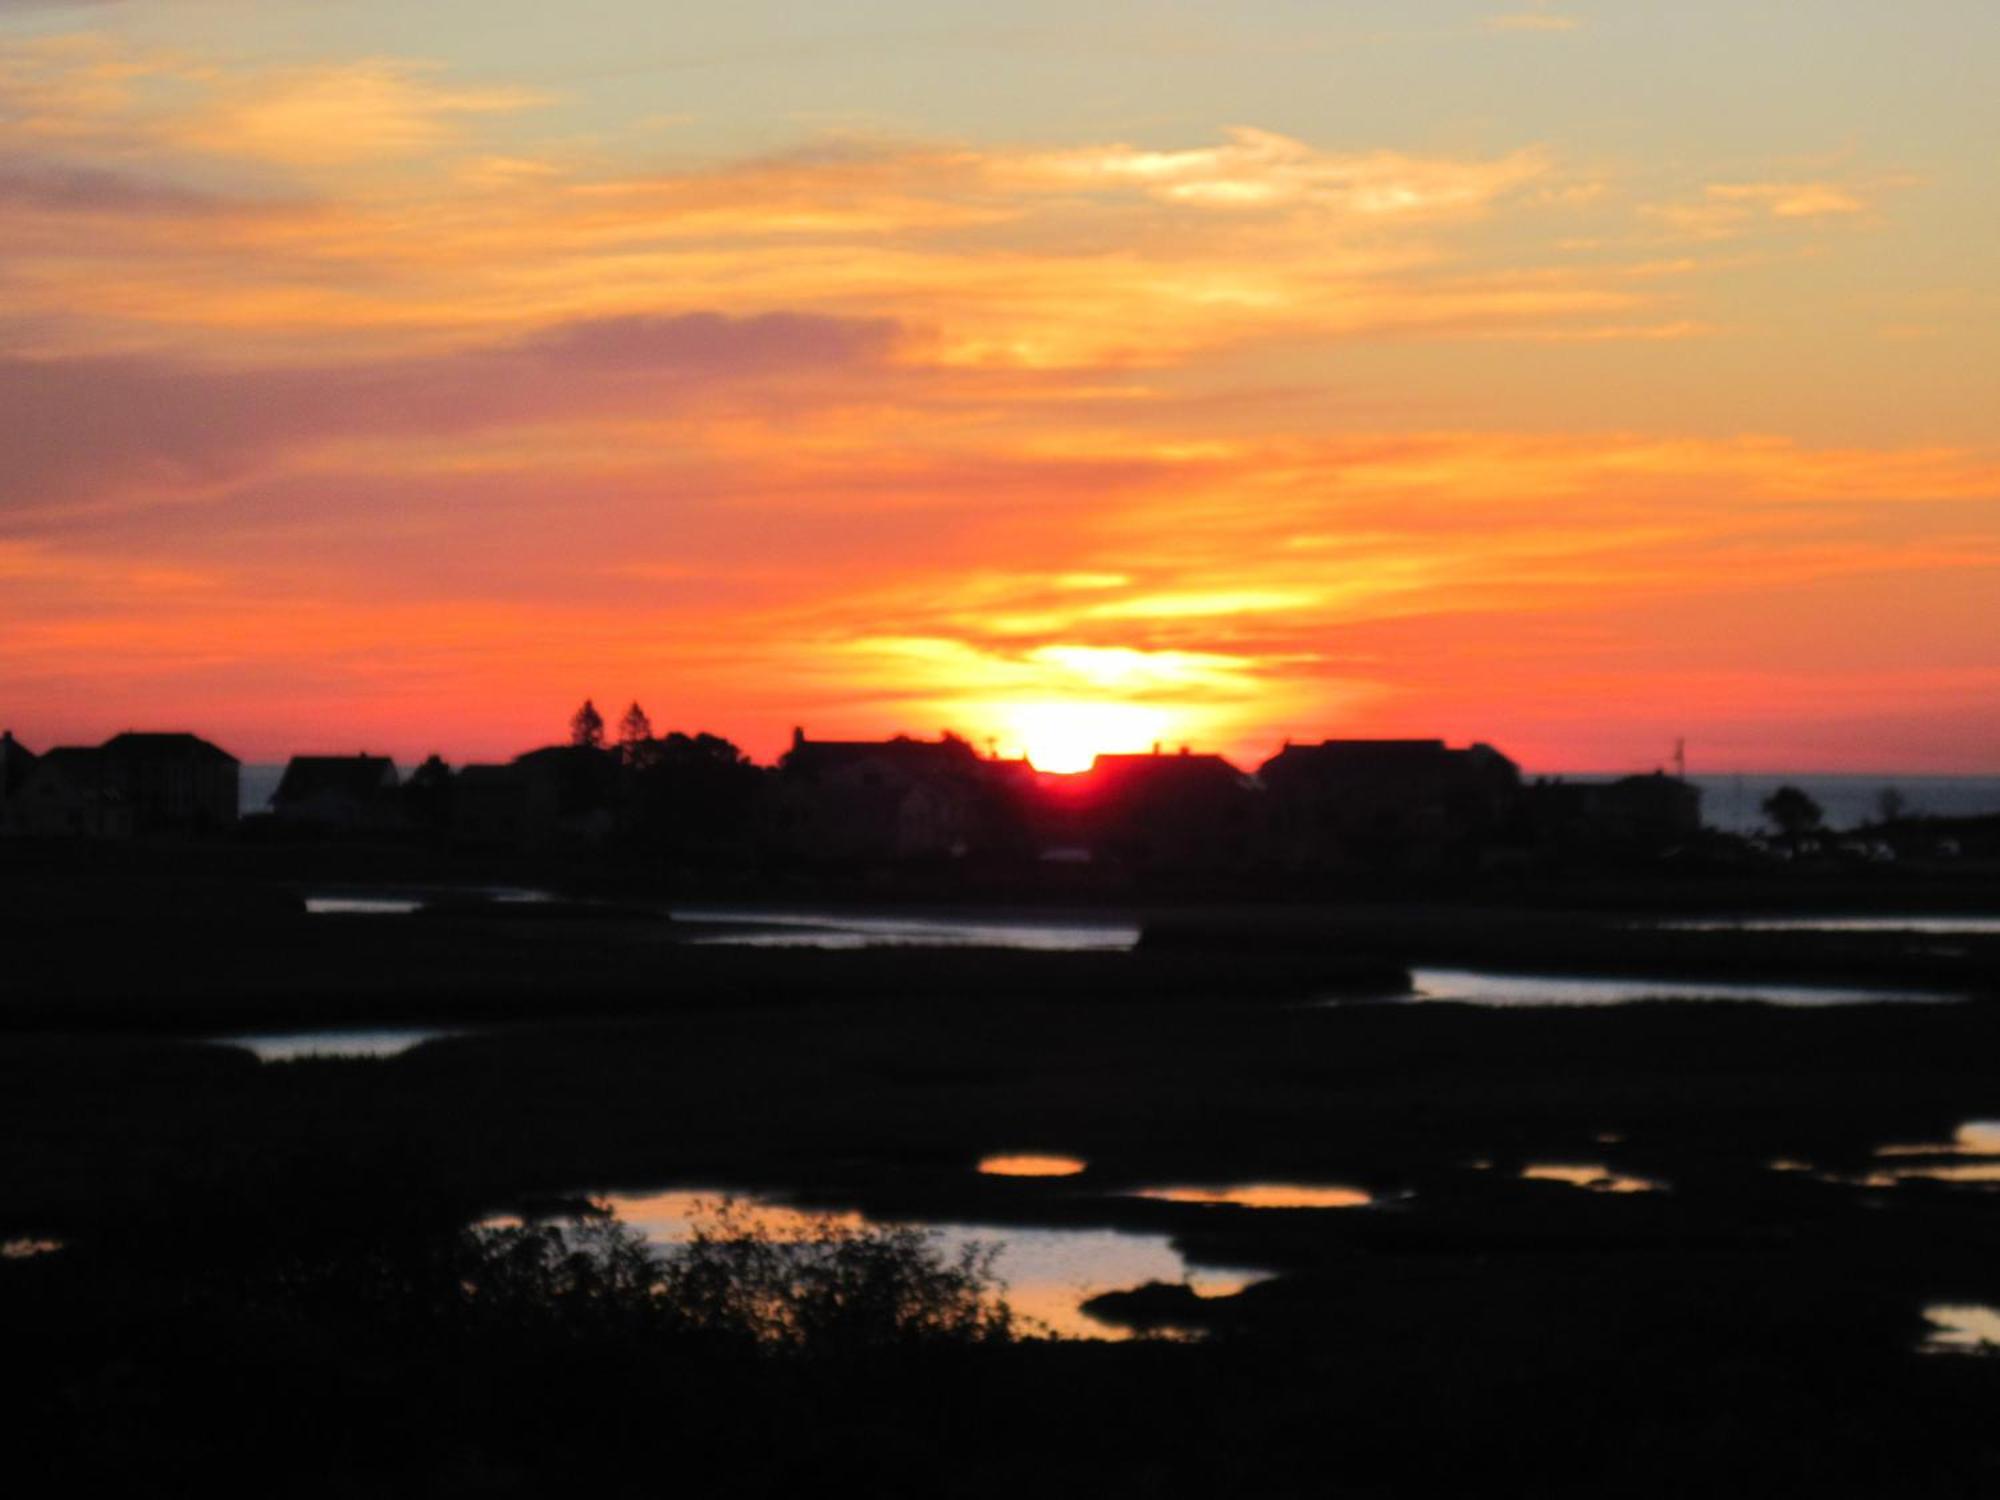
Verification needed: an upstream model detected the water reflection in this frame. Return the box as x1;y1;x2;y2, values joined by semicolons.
1658;917;2000;935
678;907;1139;952
304;887;553;916
1878;1121;2000;1157
1522;1163;1662;1194
217;1028;452;1062
979;1155;1088;1177
584;1189;1257;1340
1;1237;62;1259
1133;1184;1372;1209
1411;967;1949;1008
1852;1122;2000;1188
1855;1163;2000;1188
1923;1304;2000;1354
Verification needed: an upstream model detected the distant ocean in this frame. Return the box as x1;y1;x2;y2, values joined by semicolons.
1560;774;2000;836
238;762;2000;835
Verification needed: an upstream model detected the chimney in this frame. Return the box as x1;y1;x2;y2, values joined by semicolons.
792;726;806;751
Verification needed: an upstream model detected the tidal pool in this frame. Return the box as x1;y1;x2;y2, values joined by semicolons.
549;1189;1258;1340
1877;1121;2000;1157
676;907;1140;952
1409;967;1950;1008
1848;1122;2000;1188
1923;1305;2000;1354
216;1028;454;1062
1521;1163;1662;1194
1656;916;2000;935
1132;1184;1373;1209
978;1155;1088;1177
304;887;554;916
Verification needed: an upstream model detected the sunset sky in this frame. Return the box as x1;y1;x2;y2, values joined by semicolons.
3;1;1996;771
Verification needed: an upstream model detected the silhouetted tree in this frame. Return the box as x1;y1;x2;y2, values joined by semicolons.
618;702;654;765
1875;786;1908;824
570;699;605;749
1762;785;1824;839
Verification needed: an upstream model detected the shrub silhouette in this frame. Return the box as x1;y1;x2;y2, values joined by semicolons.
470;1198;1015;1354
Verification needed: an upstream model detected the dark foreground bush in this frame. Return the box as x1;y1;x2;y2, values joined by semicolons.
469;1198;1016;1353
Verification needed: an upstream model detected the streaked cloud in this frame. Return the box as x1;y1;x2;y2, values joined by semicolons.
1485;12;1583;33
170;59;546;168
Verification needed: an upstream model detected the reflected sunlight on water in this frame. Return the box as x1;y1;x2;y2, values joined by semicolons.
216;1029;452;1062
1855;1163;2000;1188
1853;1122;2000;1187
1409;967;1950;1008
1133;1184;1372;1208
1923;1305;2000;1354
1;1238;62;1259
1522;1163;1662;1194
1878;1121;2000;1157
677;908;1139;952
305;896;424;915
1657;916;2000;935
978;1155;1088;1177
304;888;554;916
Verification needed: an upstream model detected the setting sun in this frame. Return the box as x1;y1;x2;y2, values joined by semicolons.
1002;702;1173;774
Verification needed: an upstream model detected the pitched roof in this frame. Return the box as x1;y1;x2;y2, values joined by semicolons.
101;731;238;765
0;731;37;795
273;755;398;805
782;733;983;776
34;746;105;776
1260;738;1517;779
1091;751;1240;777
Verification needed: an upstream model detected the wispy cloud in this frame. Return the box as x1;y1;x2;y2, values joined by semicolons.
1485;13;1583;33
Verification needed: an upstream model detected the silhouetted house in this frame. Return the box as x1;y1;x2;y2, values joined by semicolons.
1078;749;1256;872
451;745;619;848
0;731;36;833
271;755;401;829
450;764;541;846
96;732;238;834
1258;738;1522;869
1531;772;1702;851
11;748;132;838
513;745;621;842
772;729;992;862
619;732;764;863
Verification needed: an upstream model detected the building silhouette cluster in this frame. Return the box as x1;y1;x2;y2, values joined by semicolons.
0;730;238;838
0;717;1711;876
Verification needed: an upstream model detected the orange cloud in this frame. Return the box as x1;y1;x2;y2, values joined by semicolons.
171;59;545;168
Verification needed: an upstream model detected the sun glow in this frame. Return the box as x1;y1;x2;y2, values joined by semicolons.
1003;701;1172;774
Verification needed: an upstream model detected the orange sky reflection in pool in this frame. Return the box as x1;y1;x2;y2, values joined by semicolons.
1857;1163;2000;1189
1135;1184;1372;1209
1522;1163;1661;1194
1924;1305;2000;1355
977;1155;1088;1178
1877;1121;2000;1158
